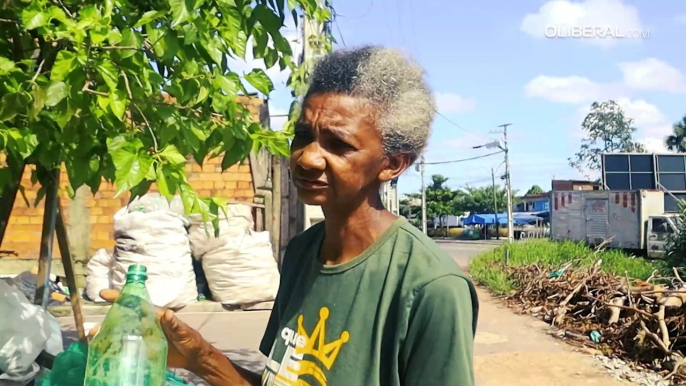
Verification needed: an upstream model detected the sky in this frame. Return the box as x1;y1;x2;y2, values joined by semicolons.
238;0;686;198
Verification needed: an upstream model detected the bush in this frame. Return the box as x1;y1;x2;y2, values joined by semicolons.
469;239;656;295
666;203;686;270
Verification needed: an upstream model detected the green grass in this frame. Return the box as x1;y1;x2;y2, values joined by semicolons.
469;239;657;295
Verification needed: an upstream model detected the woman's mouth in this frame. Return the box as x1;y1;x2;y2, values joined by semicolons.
295;177;328;190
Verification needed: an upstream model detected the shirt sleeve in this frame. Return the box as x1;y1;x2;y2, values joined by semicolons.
259;290;281;356
400;275;477;386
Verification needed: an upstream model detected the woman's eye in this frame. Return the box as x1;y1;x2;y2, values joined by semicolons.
293;130;312;143
331;139;354;151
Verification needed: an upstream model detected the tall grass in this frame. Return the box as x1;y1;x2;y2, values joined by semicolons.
469;239;656;295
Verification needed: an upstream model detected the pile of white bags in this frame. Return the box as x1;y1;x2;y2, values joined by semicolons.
189;204;279;306
85;248;113;303
110;194;198;309
0;280;63;383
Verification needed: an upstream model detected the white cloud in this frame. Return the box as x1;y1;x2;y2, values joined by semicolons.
521;0;644;47
615;98;666;126
637;129;669;153
434;92;477;114
618;58;686;93
524;75;622;103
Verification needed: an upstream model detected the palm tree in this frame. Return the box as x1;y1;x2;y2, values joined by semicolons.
666;115;686;152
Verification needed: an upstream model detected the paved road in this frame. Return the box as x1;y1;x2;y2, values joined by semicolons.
59;240;630;385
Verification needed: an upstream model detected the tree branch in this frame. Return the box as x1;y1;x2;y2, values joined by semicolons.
93;46;144;51
31;59;46;83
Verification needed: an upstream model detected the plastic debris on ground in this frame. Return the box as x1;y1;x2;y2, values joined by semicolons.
0;279;63;384
3;270;67;307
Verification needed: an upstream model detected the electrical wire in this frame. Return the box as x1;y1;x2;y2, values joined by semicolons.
422;151;502;165
334;15;347;47
434;110;492;140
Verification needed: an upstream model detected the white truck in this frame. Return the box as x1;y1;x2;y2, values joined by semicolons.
550;190;679;258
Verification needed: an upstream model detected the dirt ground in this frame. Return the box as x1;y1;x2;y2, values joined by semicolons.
472;287;631;386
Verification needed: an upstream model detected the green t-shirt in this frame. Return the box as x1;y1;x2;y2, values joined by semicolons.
259;217;479;386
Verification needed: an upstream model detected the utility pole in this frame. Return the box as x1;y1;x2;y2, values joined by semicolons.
498;123;514;242
419;157;427;234
297;0;331;231
491;168;500;240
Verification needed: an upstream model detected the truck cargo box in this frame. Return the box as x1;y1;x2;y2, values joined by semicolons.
550;190;664;250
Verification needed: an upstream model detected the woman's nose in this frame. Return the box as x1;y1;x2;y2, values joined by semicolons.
298;142;326;170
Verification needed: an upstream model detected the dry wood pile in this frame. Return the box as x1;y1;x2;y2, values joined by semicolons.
505;260;686;384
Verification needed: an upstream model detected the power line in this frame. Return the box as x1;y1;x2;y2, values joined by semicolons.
330;0;373;19
333;16;347;47
422;151;502;165
434;110;493;142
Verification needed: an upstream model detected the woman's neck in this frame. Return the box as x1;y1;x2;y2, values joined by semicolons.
319;195;398;266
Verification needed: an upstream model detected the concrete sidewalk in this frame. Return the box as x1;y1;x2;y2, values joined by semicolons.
50;299;274;318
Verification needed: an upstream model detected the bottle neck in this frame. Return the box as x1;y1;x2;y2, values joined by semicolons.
125;276;147;285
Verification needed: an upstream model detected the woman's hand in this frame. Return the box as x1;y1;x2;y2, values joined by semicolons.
88;289;213;373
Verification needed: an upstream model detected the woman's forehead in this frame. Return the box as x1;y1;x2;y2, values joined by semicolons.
299;93;381;143
301;93;374;125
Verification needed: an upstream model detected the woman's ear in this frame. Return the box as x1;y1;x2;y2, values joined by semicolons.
378;153;412;183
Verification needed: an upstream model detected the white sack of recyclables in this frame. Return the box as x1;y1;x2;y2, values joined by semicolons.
201;228;280;306
0;280;63;379
110;198;198;309
187;203;255;260
85;248;113;303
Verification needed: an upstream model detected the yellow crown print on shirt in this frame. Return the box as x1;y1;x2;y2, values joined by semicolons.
289;306;350;386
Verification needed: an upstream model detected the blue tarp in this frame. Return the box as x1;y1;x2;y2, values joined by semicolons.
463;213;542;225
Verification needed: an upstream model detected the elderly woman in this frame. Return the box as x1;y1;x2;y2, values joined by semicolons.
101;46;479;386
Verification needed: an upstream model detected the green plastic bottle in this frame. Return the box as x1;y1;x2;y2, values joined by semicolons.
84;264;168;386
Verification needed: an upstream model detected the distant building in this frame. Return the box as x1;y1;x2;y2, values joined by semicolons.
551;179;601;191
380;177;400;216
515;193;550;212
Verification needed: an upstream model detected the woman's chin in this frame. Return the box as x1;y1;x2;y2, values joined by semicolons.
297;189;329;206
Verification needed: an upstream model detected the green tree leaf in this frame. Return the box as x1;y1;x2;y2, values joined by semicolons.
97;60;119;90
244;69;274;95
0;93;20;121
135;10;167;28
45;82;69;107
170;0;192;27
221;138;251;169
156;164;175;199
109;90;127;120
29;85;47;120
159;145;187;166
110;145;154;196
0;57;16;74
201;34;225;66
119;29;143;59
21;5;48;30
254;4;282;33
50;51;76;81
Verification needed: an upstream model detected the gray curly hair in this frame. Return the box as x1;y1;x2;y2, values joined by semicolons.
305;46;435;163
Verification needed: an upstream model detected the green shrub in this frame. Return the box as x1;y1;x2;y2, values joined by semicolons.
666;203;686;272
469;239;656;295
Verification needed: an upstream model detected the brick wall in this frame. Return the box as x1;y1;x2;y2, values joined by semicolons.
1;95;265;260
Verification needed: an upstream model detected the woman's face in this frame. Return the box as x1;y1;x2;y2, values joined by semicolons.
290;92;387;208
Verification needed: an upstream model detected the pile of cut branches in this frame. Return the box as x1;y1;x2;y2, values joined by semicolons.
505;261;686;383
